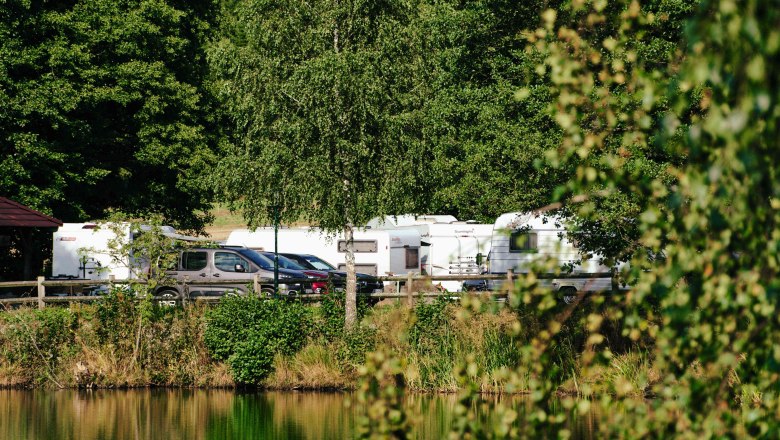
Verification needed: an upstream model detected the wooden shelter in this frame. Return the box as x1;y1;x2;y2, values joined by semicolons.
0;197;62;280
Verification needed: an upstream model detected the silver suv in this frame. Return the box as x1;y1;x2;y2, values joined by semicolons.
154;247;307;300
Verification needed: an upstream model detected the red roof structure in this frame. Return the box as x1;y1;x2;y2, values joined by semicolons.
0;197;63;228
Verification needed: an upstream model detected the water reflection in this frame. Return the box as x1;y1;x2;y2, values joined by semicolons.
0;389;599;439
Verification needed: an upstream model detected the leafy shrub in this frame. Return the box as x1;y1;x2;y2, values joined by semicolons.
335;326;377;368
204;295;310;383
318;291;370;341
408;297;452;356
407;298;456;387
94;288;142;352
228;334;274;384
0;307;77;384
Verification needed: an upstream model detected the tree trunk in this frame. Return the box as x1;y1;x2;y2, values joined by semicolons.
344;223;357;329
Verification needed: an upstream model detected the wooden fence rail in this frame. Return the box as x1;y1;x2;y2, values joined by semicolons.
0;271;617;308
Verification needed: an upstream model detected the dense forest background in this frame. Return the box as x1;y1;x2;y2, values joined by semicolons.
1;0;694;279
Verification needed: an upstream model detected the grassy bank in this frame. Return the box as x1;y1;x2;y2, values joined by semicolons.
0;291;657;397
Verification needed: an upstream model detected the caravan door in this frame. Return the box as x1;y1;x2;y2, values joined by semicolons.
432;235;481;292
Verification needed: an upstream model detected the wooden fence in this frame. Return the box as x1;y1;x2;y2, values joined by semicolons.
0;271;617;309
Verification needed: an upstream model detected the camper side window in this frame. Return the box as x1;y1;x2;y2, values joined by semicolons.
405;248;419;269
337;240;378;253
509;232;538;253
337;263;378;276
181;251;207;271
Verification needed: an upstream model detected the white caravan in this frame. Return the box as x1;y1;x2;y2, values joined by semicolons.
489;212;618;294
225;227;421;277
52;222;201;280
366;215;494;291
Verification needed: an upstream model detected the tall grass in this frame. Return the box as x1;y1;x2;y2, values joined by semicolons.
0;292;656;395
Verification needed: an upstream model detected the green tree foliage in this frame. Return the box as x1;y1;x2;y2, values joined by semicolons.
526;0;698;262
0;0;221;231
415;0;567;222
465;0;780;436
210;0;432;325
352;0;779;437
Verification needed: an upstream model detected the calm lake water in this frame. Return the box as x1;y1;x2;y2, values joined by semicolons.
0;389;599;439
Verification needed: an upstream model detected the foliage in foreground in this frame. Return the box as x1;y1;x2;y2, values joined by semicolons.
355;0;780;438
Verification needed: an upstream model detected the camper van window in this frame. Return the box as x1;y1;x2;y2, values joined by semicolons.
509;232;538;252
215;252;249;272
181;251;207;271
338;263;378;276
337;240;378;253
405;248;419;269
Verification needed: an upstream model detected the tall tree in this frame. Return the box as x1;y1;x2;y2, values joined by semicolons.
0;0;221;231
529;0;697;262
211;0;429;326
416;0;696;263
416;0;568;223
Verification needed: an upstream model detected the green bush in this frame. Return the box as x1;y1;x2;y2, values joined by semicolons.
408;297;452;357
335;326;377;368
204;295;310;383
0;307;77;384
228;334;274;384
407;298;456;387
318;291;370;341
94;288;142;352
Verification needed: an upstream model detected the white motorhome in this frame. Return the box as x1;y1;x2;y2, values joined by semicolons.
366;215;494;291
225;227;421;277
489;212;618;294
52;222;201;280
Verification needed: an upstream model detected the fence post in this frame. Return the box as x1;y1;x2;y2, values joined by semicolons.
254;274;260;295
506;269;514;294
406;272;414;306
183;275;190;300
37;276;45;309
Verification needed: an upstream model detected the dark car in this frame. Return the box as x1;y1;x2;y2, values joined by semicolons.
280;253;384;294
258;252;333;294
462;279;489;292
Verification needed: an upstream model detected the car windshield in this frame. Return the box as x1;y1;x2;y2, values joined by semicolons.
233;248;275;270
261;253;307;270
303;255;336;271
279;254;315;270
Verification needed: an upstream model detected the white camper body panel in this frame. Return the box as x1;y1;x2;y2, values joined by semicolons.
225;227;421;277
489;212;613;292
423;223;493;291
366;215;459;228
52;223;134;280
367;216;494;291
52;223;201;280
